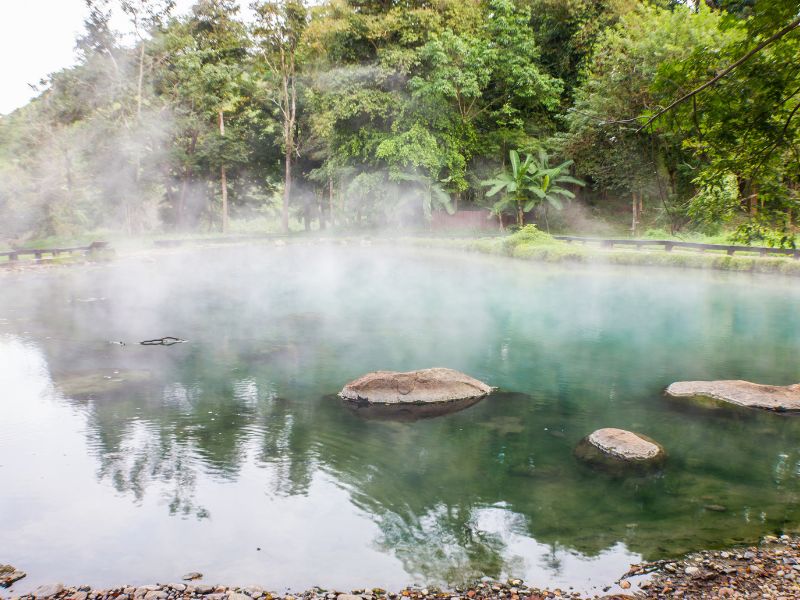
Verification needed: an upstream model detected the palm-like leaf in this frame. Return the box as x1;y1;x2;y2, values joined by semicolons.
483;149;585;227
509;150;520;178
555;175;585;186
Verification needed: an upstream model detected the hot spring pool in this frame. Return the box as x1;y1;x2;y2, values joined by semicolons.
2;244;800;593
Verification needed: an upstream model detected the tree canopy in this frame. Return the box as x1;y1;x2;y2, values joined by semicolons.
0;0;797;242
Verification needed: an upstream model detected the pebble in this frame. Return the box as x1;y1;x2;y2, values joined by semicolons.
7;539;800;600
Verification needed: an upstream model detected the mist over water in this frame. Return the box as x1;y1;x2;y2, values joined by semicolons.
3;245;800;593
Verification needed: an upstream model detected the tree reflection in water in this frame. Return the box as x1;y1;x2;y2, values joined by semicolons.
3;246;800;589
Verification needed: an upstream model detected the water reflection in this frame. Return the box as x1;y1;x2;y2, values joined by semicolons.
3;247;800;592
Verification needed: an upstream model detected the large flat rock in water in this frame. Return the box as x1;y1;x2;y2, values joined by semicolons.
666;380;800;412
339;368;492;405
575;428;665;470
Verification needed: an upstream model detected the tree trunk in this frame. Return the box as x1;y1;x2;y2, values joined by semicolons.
631;191;638;236
328;176;334;228
137;43;145;120
279;56;293;235
221;166;228;233
283;141;291;234
178;175;189;228
125;42;146;235
219;110;228;233
749;182;758;216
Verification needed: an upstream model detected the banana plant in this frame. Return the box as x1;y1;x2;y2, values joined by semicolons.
483;149;584;229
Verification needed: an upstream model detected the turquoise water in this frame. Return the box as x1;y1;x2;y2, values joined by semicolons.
2;245;800;593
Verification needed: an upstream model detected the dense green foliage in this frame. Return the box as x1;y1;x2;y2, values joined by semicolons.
0;0;797;242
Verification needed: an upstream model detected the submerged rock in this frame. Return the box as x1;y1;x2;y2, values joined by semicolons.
666;380;800;412
340;368;492;405
55;369;152;399
575;428;665;469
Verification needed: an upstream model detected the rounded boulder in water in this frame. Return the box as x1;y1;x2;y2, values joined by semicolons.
575;427;666;470
339;367;493;405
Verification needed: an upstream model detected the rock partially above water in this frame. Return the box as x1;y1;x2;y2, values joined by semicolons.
575;428;665;469
339;368;493;405
666;380;800;412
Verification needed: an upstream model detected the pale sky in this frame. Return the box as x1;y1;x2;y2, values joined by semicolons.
0;0;248;116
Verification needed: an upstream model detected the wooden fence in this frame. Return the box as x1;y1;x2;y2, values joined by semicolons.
0;241;109;263
554;236;800;259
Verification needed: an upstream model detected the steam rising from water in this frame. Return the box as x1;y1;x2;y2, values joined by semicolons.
2;245;800;593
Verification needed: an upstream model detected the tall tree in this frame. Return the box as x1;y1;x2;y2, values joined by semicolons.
252;0;308;234
154;0;249;231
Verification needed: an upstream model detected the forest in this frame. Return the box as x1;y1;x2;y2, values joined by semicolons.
0;0;798;245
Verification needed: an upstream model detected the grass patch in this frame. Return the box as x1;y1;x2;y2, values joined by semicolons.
399;227;800;277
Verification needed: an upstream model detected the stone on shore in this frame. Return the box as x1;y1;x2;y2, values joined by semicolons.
339;368;492;405
575;428;665;469
32;584;64;598
666;380;800;412
0;564;26;587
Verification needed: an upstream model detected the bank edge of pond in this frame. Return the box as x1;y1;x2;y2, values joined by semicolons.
5;535;800;600
398;236;800;278
3;233;800;279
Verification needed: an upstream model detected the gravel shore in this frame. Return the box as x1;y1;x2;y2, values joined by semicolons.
623;534;800;598
3;535;800;600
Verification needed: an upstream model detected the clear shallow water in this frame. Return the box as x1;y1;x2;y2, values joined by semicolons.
2;245;800;593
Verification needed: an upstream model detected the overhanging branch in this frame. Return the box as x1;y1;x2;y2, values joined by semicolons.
636;16;800;133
